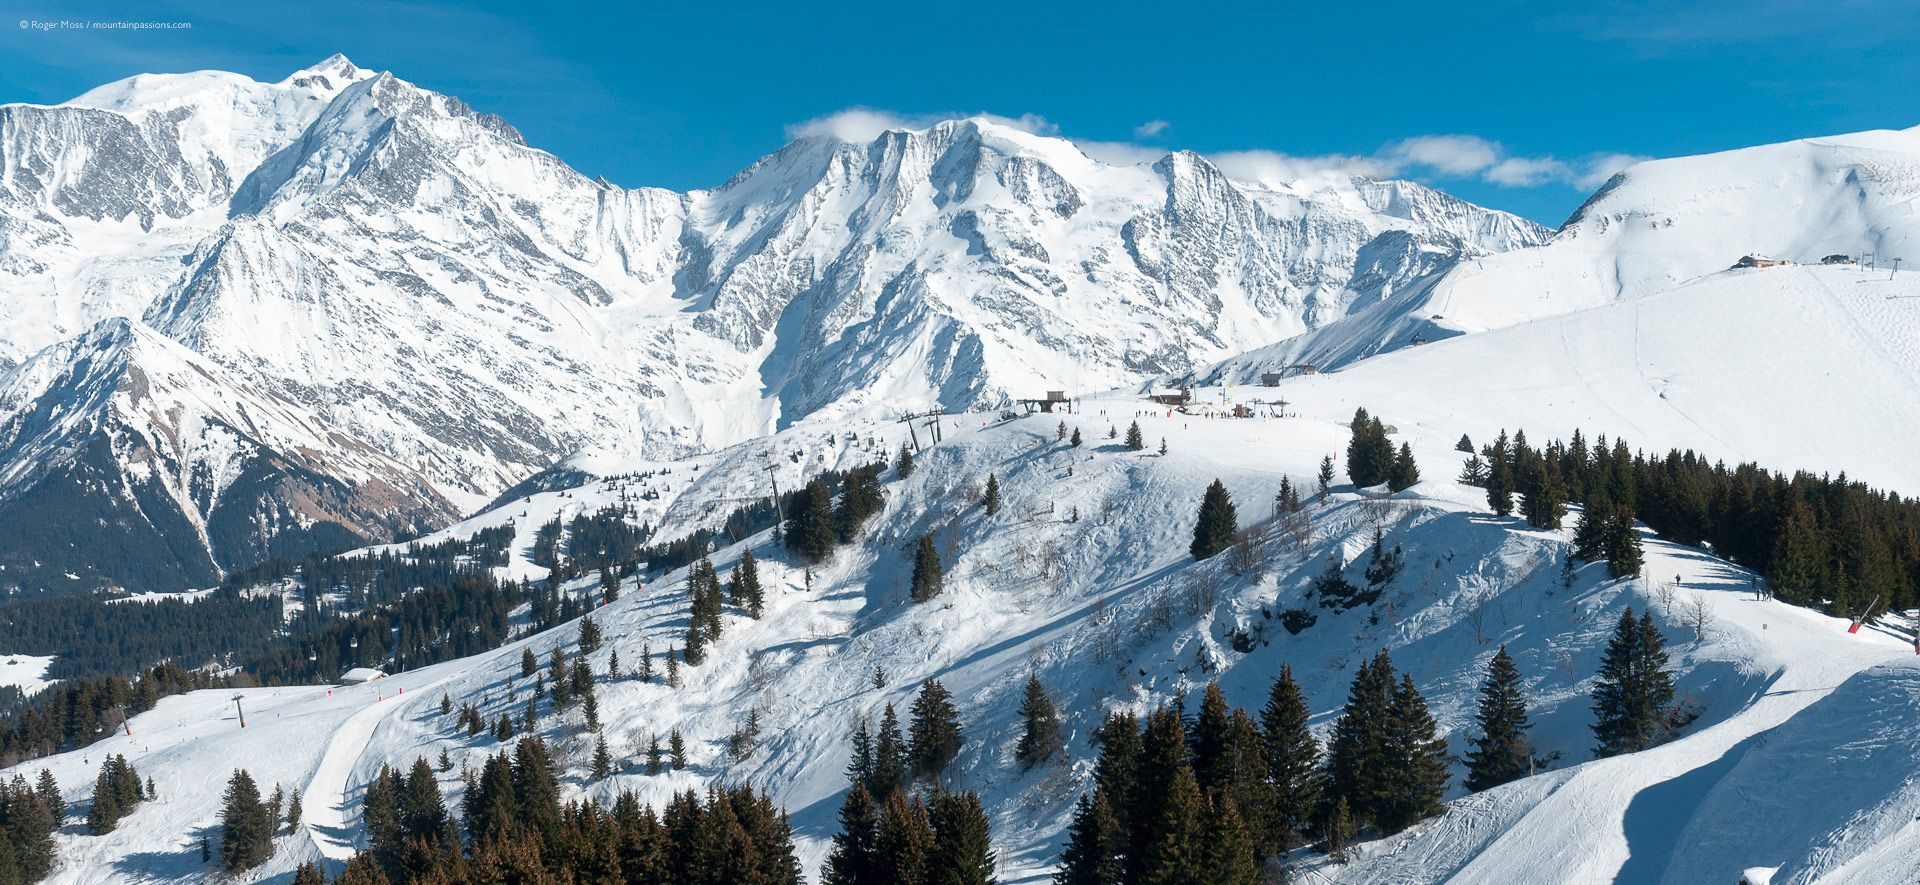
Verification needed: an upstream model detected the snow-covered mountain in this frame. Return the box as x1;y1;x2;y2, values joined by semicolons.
1199;125;1920;377
0;56;1547;592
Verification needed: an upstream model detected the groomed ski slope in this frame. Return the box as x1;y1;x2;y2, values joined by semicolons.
10;363;1919;884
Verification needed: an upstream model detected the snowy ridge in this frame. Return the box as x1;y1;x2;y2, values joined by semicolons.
10;381;1919;883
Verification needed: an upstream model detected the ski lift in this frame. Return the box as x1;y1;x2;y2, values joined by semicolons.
350;636;360;649
307;648;318;662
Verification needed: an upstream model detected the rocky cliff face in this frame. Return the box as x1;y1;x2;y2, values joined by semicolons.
0;56;1547;591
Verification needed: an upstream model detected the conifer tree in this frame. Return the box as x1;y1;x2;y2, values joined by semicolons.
909;680;964;780
1125;421;1145;451
1324;651;1397;830
1458;453;1489;486
1015;674;1063;770
580;615;602;654
1190;479;1239;560
1054;788;1124;885
1260;665;1320;852
1203;794;1258;885
647;735;664;775
1325;796;1353;864
683;624;706;666
873;792;935;885
898;442;916;478
1456;434;1474;453
441;693;453;716
984;473;1002;516
1057;421;1068;441
846;718;876;789
86;769;120;835
1486;453;1515;516
286;788;302;832
838;466;886;541
1591;608;1675;756
291;861;327;885
1317;455;1335;504
786;478;840;563
219;768;274;871
584;688;601;731
1138;765;1206;885
522;646;538;679
638;642;654;683
666;646;680;688
872;704;910;800
824;783;879;885
608;648;622;680
36;770;63;827
593;734;614;780
1466;645;1533;792
1376;674;1449;833
1520;454;1567;529
669;730;687;770
736;549;765;618
910;535;944;603
1070;427;1083;447
1387;441;1421;492
930;788;997;885
1604;505;1644;579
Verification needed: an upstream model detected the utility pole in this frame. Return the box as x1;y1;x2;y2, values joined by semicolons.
232;694;247;729
114;702;130;736
1893;258;1902;280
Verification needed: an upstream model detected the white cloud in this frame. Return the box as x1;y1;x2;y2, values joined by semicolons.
1133;119;1171;139
785;108;1059;142
1383;134;1503;177
1485;155;1574;187
782;108;1650;194
1208;149;1390;185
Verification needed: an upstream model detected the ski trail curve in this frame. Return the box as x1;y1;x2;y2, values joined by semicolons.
301;675;457;861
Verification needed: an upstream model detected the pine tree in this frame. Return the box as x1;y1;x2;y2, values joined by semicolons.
1456;434;1474;453
286;788;302;831
930;788;997;885
846;718;876;789
910;534;944;603
786;478;840;562
291;861;327;885
1520;454;1567;529
593;733;614;780
1261;665;1320;852
1057;420;1068;441
872;704;909;800
898;442;917;478
1388;442;1421;492
1109;424;1118;439
580;615;602;654
666;645;680;688
1317;455;1335;504
737;549;765;618
1203;794;1258;885
441;693;454;716
1604;504;1644;579
647;735;664;775
1015;674;1063;770
1376;674;1449;833
908;679;964;780
608;648;622;680
1125;420;1145;451
1138;765;1206;885
1054;788;1124;885
1592;608;1675;756
86;768;120;835
1572;499;1610;562
669;730;687;770
1324;650;1397;831
1465;645;1533;792
36;769;63;827
984;473;1002;516
1070;427;1083;447
1325;796;1353;864
219;768;275;871
838;466;886;541
824;783;880;885
1486;453;1515;516
873;792;935;885
1190;479;1239;560
638;641;654;682
684;624;706;666
1458;453;1489;486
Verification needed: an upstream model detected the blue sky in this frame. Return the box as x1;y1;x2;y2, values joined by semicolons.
3;0;1918;225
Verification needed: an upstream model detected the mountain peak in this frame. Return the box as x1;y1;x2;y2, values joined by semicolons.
281;53;373;92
